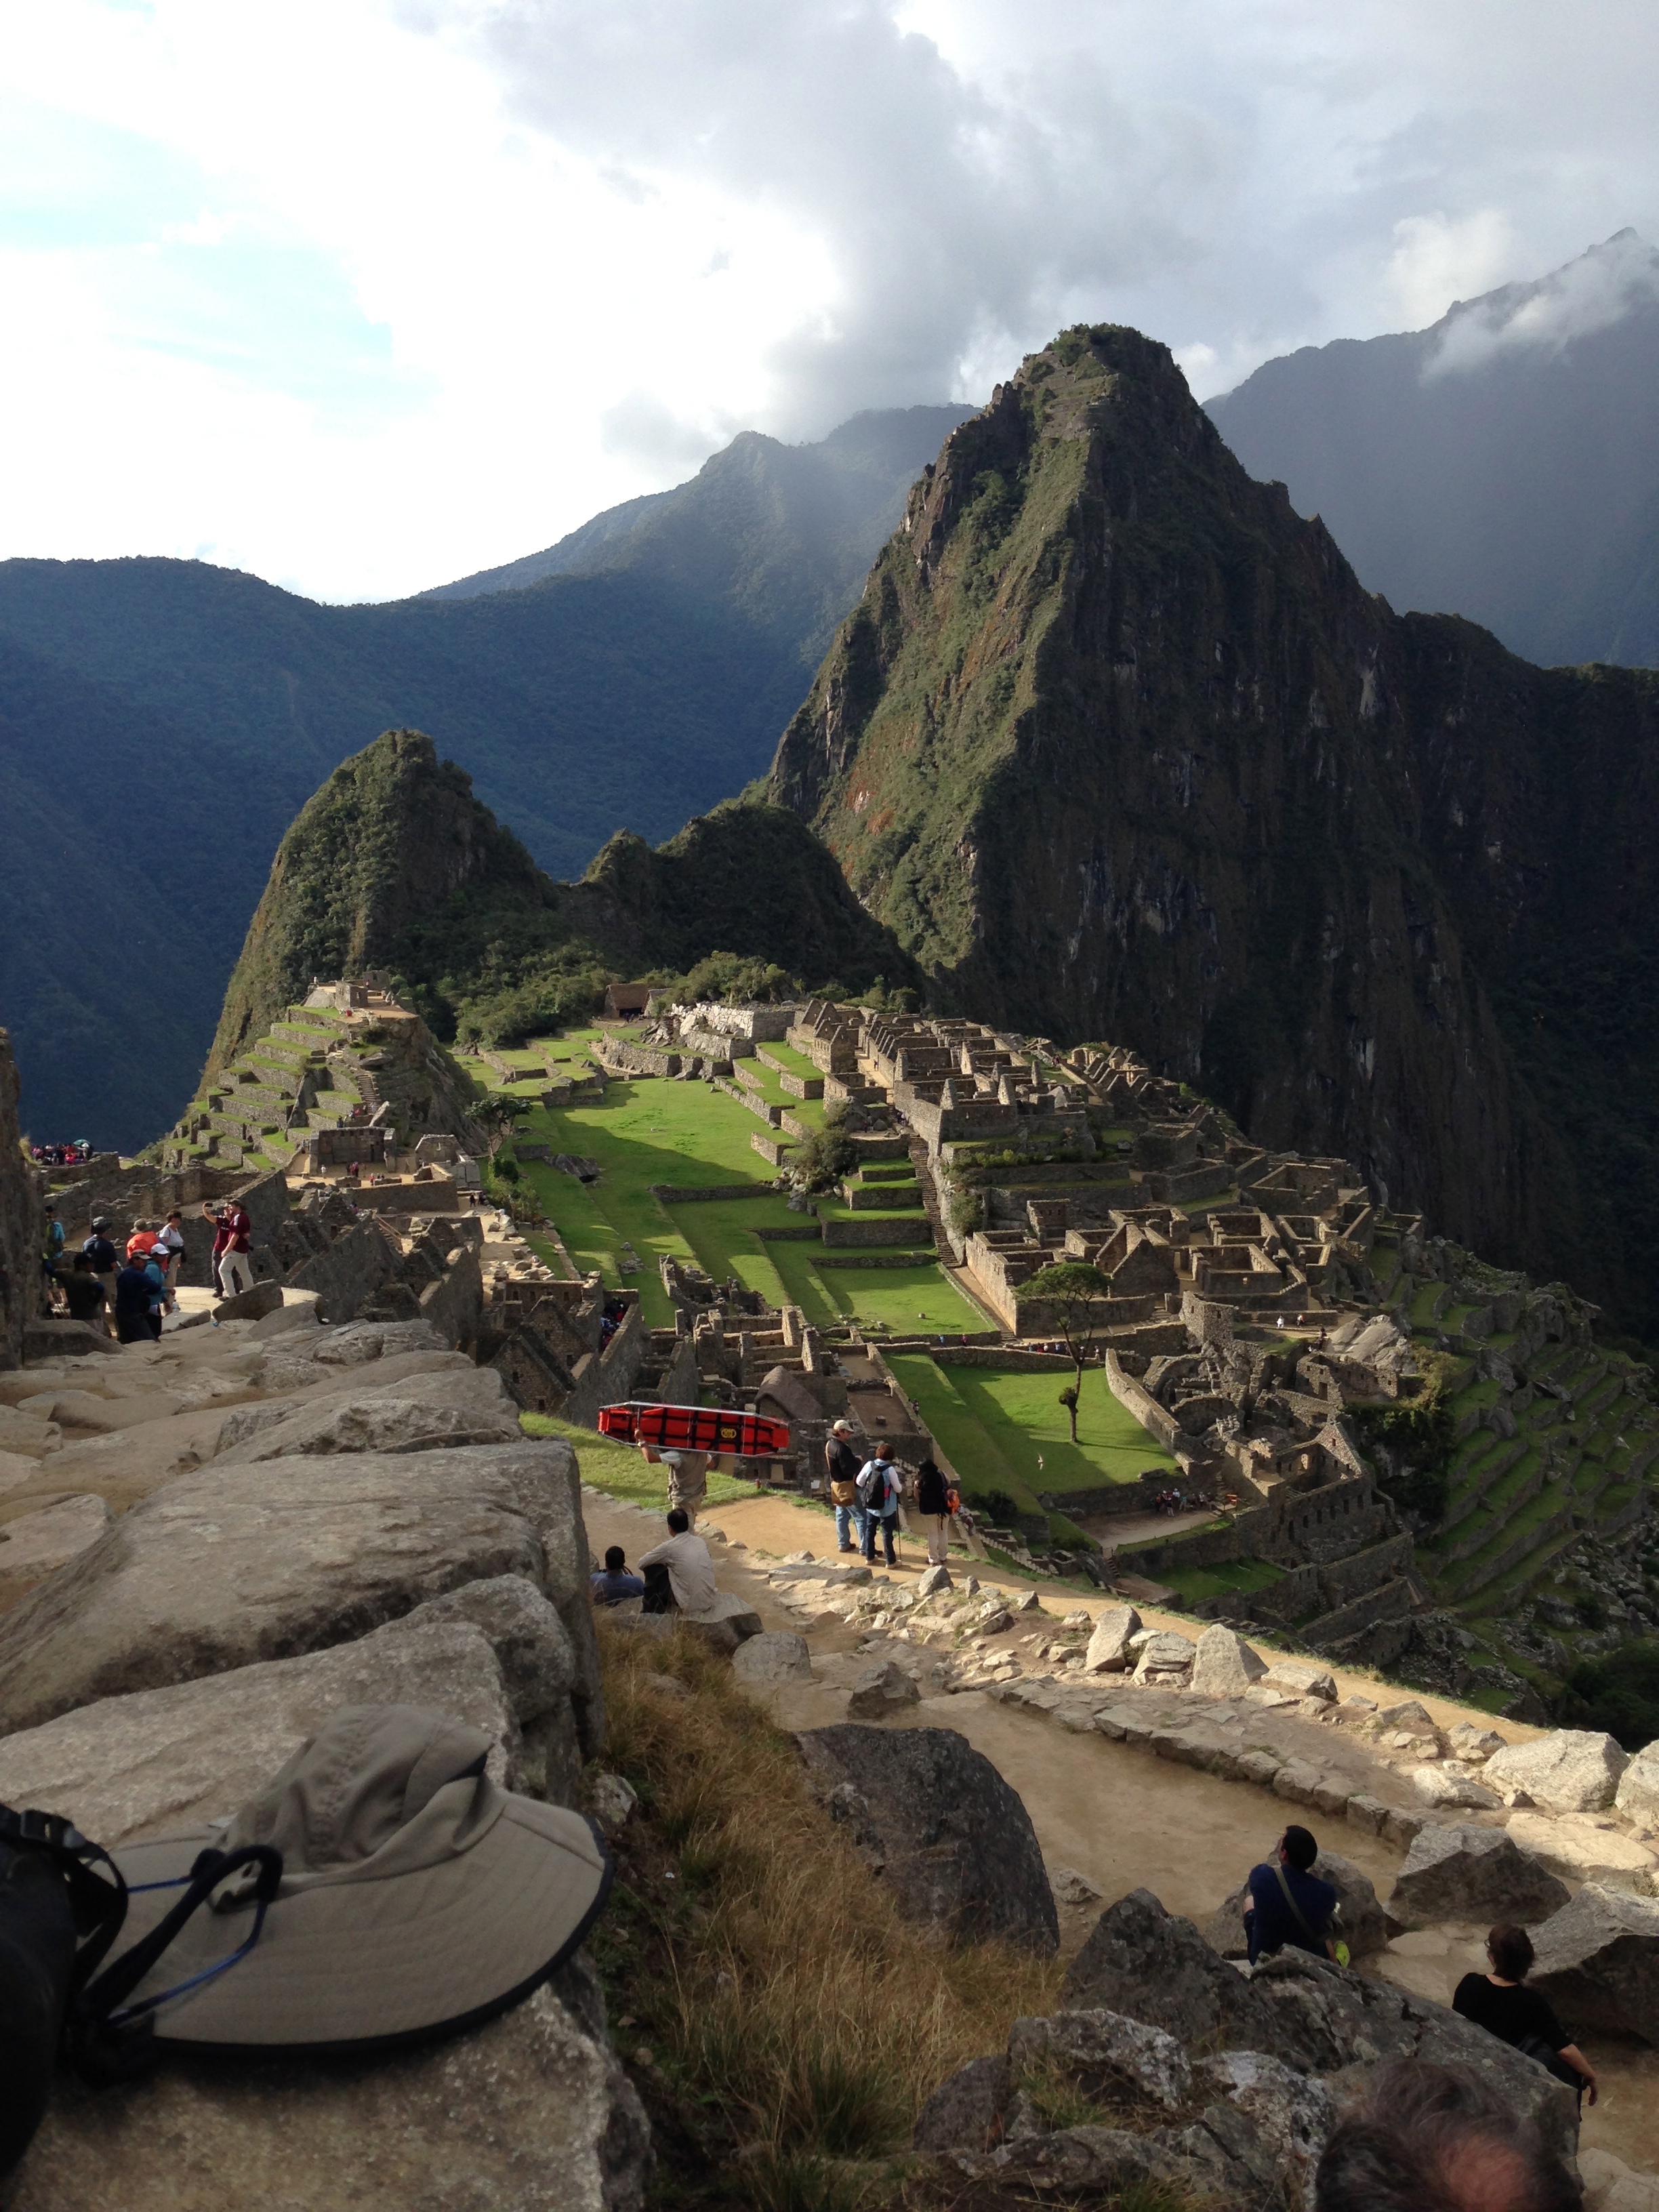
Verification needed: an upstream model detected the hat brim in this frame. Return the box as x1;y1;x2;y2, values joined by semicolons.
106;1797;613;2053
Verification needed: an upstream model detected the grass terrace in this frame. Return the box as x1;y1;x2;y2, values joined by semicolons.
518;1412;760;1510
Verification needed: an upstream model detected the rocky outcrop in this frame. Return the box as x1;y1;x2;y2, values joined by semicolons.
0;1494;110;1608
1530;1885;1659;2044
0;1027;37;1373
797;1724;1059;1954
846;1657;922;1717
731;1630;813;1685
211;1365;524;1462
1617;1742;1659;1824
1190;1624;1267;1699
1084;1603;1140;1673
1485;1728;1629;1814
12;1966;652;2212
1385;1824;1572;1929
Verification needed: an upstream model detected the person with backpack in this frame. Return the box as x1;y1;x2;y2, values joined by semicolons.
857;1441;901;1568
112;1252;158;1344
915;1455;952;1567
1243;1825;1339;1963
40;1204;65;1308
81;1215;119;1333
825;1419;864;1553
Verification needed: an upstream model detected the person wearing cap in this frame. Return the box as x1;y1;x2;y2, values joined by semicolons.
825;1418;864;1553
638;1509;718;1615
126;1218;160;1263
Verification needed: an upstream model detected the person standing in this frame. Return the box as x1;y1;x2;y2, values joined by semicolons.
914;1455;951;1567
206;1198;254;1297
81;1216;119;1333
152;1209;186;1313
1453;1925;1599;2105
60;1252;108;1331
41;1204;65;1309
112;1252;157;1344
140;1245;167;1338
1242;1826;1338;1963
858;1441;901;1568
825;1419;864;1553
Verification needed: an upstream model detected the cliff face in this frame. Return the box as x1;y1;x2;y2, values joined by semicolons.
0;1029;40;1370
768;325;1659;1335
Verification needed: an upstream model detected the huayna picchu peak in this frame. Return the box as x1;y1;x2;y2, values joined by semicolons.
769;322;1659;1341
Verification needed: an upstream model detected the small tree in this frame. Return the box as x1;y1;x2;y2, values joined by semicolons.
1024;1261;1111;1442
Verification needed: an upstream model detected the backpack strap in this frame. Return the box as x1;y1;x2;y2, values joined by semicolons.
1273;1860;1330;1948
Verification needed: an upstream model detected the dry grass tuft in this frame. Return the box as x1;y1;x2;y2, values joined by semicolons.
588;1617;1061;2205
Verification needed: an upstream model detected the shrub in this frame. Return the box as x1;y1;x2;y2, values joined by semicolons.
1563;1639;1659;1748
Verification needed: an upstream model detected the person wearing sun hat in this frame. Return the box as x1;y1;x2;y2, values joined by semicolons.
79;1705;614;2055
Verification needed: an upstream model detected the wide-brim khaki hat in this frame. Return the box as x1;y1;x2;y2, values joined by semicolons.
102;1704;613;2053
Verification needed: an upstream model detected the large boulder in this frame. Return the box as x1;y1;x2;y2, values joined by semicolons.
1261;1660;1336;1702
1190;1623;1267;1698
210;1369;523;1463
0;1494;112;1608
405;1574;580;1802
10;1965;651;2212
1063;1887;1277;2049
1204;1850;1391;1961
1506;1811;1659;1898
1616;1742;1659;1825
1530;1885;1659;2044
1484;1728;1628;1812
731;1631;813;1686
0;1607;525;1841
1132;1631;1195;1685
0;1438;603;1757
1385;1824;1572;1929
1083;1603;1141;1673
797;1724;1059;1953
679;1591;763;1656
1411;1765;1503;1811
846;1659;920;1718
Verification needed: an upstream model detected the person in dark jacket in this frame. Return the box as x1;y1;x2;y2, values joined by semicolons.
1454;1925;1598;2104
914;1455;951;1566
857;1443;901;1568
590;1547;647;1607
81;1217;119;1331
1244;1825;1338;1963
59;1252;108;1329
112;1257;157;1344
825;1419;864;1553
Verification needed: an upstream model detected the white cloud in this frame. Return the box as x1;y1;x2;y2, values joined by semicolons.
1425;224;1659;376
0;0;1654;596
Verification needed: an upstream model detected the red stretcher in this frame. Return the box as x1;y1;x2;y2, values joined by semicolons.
597;1402;792;1456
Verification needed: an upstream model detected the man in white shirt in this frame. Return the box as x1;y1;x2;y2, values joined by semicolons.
638;1509;718;1616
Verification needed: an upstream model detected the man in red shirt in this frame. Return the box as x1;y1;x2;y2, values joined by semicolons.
204;1200;255;1298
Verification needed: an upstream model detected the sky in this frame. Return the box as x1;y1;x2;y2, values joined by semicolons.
1;0;1657;604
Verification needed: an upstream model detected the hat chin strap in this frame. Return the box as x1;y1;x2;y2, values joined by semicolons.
68;1843;283;2085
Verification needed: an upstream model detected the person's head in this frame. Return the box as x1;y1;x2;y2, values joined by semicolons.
43;1203;54;1217
70;1251;92;1273
166;1209;182;1225
1314;2059;1576;2212
832;1419;854;1440
876;1440;895;1460
1487;1925;1535;1982
1280;1825;1318;1871
666;1509;689;1536
91;1215;108;1232
604;1546;626;1573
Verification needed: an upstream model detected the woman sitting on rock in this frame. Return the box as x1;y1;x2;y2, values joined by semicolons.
1452;1924;1598;2104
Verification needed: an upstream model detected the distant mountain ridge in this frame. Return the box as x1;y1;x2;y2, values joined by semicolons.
0;405;962;1150
1206;230;1659;668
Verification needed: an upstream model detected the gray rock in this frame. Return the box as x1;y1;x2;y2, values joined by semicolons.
10;1970;651;2212
912;2055;1010;2154
1411;1764;1503;1811
1050;1865;1105;1908
211;1280;285;1322
1263;1660;1337;1702
211;1370;523;1463
0;1494;112;1607
731;1631;813;1685
0;1609;522;1843
680;1591;763;1655
1084;1604;1141;1673
1190;1623;1267;1698
1385;1823;1571;1929
0;1439;603;1761
586;1771;638;1834
1372;1698;1438;1732
846;1659;922;1718
1063;1887;1276;2049
916;1564;954;1595
1616;1742;1659;1825
1485;1729;1628;1813
797;1724;1058;1952
1193;2049;1335;2210
246;1298;323;1340
409;1574;580;1801
1530;1884;1659;2043
1132;1631;1195;1684
1009;2008;1191;2110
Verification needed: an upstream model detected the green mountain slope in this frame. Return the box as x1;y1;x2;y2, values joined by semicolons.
768;323;1659;1340
0;408;962;1151
1206;230;1659;669
207;727;910;1085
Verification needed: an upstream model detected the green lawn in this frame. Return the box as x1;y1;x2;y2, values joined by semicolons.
519;1412;760;1510
1156;1557;1286;1605
886;1353;1176;1504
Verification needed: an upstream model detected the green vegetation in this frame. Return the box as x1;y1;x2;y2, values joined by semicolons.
518;1412;757;1509
1155;1557;1287;1605
1563;1639;1659;1749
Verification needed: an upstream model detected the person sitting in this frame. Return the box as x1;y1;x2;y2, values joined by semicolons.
638;1509;717;1616
1453;1924;1598;2104
590;1546;646;1607
1244;1824;1338;1963
59;1252;108;1329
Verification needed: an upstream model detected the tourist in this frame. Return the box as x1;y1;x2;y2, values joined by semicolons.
590;1546;647;1607
59;1252;108;1330
112;1252;157;1345
1313;2057;1578;2212
638;1509;717;1615
40;1203;64;1304
125;1218;159;1262
915;1454;951;1566
1242;1824;1338;1963
81;1215;119;1331
140;1244;167;1338
825;1418;864;1552
1452;1925;1598;2104
858;1441;901;1568
636;1439;708;1529
208;1197;255;1298
153;1208;186;1307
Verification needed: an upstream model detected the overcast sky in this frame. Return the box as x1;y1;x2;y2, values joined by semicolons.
2;0;1656;602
